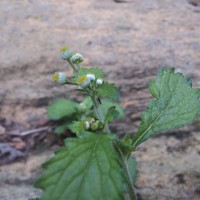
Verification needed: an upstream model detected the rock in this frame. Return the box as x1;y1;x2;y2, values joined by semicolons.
0;125;6;135
0;0;200;133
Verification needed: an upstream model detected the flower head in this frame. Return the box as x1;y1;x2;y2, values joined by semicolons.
96;78;104;85
70;53;84;64
60;46;74;60
77;75;90;88
52;72;67;85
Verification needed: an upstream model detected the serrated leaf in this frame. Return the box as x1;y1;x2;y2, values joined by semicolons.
101;99;125;119
35;134;126;200
48;99;78;120
97;82;120;100
132;67;200;146
79;68;104;79
105;106;120;123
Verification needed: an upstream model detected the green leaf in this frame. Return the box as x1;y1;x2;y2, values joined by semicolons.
132;67;200;146
101;99;125;119
105;106;120;123
48;99;78;120
35;134;126;200
79;68;104;79
54;123;69;135
97;82;120;100
68;121;86;135
77;97;93;112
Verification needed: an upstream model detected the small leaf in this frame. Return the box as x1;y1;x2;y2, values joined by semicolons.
68;121;85;135
105;106;120;123
132;67;200;146
101;99;125;119
149;80;159;98
48;99;78;120
77;97;93;112
35;134;126;200
79;68;104;79
97;82;120;100
54;123;69;135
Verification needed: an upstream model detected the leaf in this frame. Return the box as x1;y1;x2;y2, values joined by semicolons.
54;123;69;135
132;67;200;146
48;99;78;120
79;68;104;79
96;82;120;100
105;106;120;123
101;99;125;119
77;97;93;112
68;121;86;135
35;134;126;200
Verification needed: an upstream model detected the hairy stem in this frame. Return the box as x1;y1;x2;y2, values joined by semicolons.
124;157;137;200
68;59;78;73
114;143;137;200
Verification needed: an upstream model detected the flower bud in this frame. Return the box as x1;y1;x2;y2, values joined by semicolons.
91;122;98;131
87;117;95;124
70;53;84;64
60;46;74;60
86;73;96;81
96;120;104;130
52;72;67;85
96;78;104;85
84;121;90;130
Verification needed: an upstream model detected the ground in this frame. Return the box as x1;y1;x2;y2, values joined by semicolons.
0;0;200;199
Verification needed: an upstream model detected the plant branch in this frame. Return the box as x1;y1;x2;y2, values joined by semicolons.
114;143;137;200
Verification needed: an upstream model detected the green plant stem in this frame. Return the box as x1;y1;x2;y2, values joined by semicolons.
114;143;137;200
124;157;137;200
68;59;78;73
90;95;110;132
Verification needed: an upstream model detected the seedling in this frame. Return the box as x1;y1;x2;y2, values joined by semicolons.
33;47;200;200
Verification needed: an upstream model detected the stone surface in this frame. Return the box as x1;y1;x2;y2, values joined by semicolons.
0;0;200;199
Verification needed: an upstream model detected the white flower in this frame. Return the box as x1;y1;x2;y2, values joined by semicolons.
96;78;104;85
70;53;84;64
60;47;74;60
52;72;67;85
77;75;91;88
86;73;95;81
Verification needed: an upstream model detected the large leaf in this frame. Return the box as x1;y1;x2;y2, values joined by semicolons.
132;67;200;146
48;98;78;120
96;82;120;100
35;134;126;200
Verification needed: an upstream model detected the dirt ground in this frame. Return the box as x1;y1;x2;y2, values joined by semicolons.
1;0;200;199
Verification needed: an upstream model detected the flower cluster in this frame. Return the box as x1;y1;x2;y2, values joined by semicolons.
53;47;104;91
